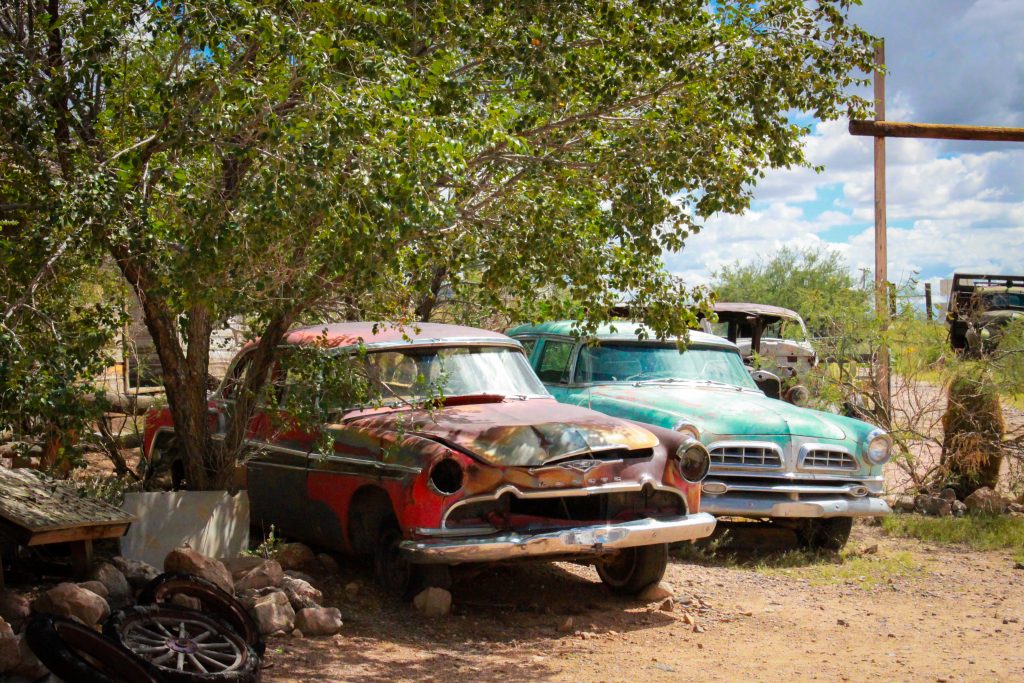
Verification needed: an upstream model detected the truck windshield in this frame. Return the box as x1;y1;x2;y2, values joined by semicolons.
367;345;548;400
577;343;758;390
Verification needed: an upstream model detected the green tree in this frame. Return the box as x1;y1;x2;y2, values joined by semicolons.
1;1;876;489
712;245;870;336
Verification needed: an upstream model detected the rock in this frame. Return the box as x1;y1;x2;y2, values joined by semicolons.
637;582;673;602
861;544;879;555
0;592;30;631
893;495;917;513
235;560;284;592
0;618;20;673
223;556;265;580
294;607;343;636
837;618;849;627
317;553;340;574
78;581;110;599
557;616;575;633
282;575;322;611
14;632;47;679
344;581;360;600
250;590;295;635
171;594;203;610
412;587;452;617
111;556;160;591
236;586;279;609
916;494;951;517
164;547;234;595
284;569;315;583
1009;503;1024;514
276;543;316;571
938;487;957;502
952;500;968;517
32;583;110;626
658;598;674;612
88;562;132;608
964;487;1010;514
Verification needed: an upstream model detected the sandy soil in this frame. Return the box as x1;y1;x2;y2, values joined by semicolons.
265;523;1024;683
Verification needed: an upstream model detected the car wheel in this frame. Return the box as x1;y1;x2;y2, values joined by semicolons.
596;543;669;595
374;524;451;600
25;614;159;683
105;605;259;682
137;572;265;657
796;517;853;551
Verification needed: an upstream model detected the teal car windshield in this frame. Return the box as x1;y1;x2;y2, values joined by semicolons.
577;343;759;390
367;346;548;400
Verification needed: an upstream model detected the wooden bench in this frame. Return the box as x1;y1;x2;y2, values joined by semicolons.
0;467;134;586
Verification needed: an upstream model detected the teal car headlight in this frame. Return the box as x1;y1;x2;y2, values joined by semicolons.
865;429;892;465
675;437;711;483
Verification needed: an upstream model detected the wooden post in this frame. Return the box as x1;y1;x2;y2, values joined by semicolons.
925;282;933;320
873;41;891;411
70;539;93;578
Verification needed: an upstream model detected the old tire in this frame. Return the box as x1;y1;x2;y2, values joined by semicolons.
796;517;853;551
138;572;265;657
105;605;260;682
596;543;669;595
374;524;451;600
25;614;159;683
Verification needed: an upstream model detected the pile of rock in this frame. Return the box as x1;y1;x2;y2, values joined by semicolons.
0;554;158;680
213;543;343;638
891;486;1024;518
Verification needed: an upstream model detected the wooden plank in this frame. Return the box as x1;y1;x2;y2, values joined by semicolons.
25;523;132;547
850;119;1024;142
69;540;93;577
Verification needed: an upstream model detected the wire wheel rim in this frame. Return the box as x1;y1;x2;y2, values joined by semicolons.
124;614;245;674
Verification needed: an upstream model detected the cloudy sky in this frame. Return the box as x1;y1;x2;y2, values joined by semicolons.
666;0;1024;296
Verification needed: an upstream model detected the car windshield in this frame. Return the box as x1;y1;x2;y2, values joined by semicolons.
982;292;1024;309
577;343;758;390
366;345;548;400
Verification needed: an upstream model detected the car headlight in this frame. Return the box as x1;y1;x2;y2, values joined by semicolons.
675;423;701;441
865;429;892;465
675;437;711;483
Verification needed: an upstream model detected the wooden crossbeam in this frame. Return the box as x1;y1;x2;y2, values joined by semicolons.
850;120;1024;142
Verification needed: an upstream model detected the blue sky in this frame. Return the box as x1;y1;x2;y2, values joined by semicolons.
665;0;1024;295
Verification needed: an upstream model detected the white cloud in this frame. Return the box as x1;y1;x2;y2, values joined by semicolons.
669;1;1024;293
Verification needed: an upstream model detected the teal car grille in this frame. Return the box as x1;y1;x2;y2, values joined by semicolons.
709;443;783;469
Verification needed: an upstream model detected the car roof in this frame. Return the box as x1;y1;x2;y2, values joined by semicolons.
507;320;738;349
278;322;516;351
711;302;803;319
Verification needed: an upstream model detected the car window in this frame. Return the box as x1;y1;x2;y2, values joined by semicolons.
576;342;758;389
536;340;574;384
518;338;537;361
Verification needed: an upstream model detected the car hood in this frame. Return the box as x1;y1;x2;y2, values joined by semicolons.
585;383;847;440
347;398;659;467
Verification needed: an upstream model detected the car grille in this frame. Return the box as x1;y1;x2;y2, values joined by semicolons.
710;444;783;469
802;448;857;470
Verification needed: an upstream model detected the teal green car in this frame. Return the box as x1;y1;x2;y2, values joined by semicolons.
507;321;892;550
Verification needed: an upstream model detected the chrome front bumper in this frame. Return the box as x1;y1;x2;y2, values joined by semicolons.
701;493;890;518
400;513;717;564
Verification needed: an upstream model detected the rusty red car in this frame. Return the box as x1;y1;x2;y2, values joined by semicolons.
143;323;715;596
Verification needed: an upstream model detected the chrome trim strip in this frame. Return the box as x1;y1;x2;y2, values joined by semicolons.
244;439;422;475
701;480;869;497
402;513;717;564
440;480;688;528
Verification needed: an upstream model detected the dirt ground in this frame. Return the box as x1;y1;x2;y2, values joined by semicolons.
265;522;1024;683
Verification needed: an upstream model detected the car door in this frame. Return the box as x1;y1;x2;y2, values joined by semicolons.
239;355;314;539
